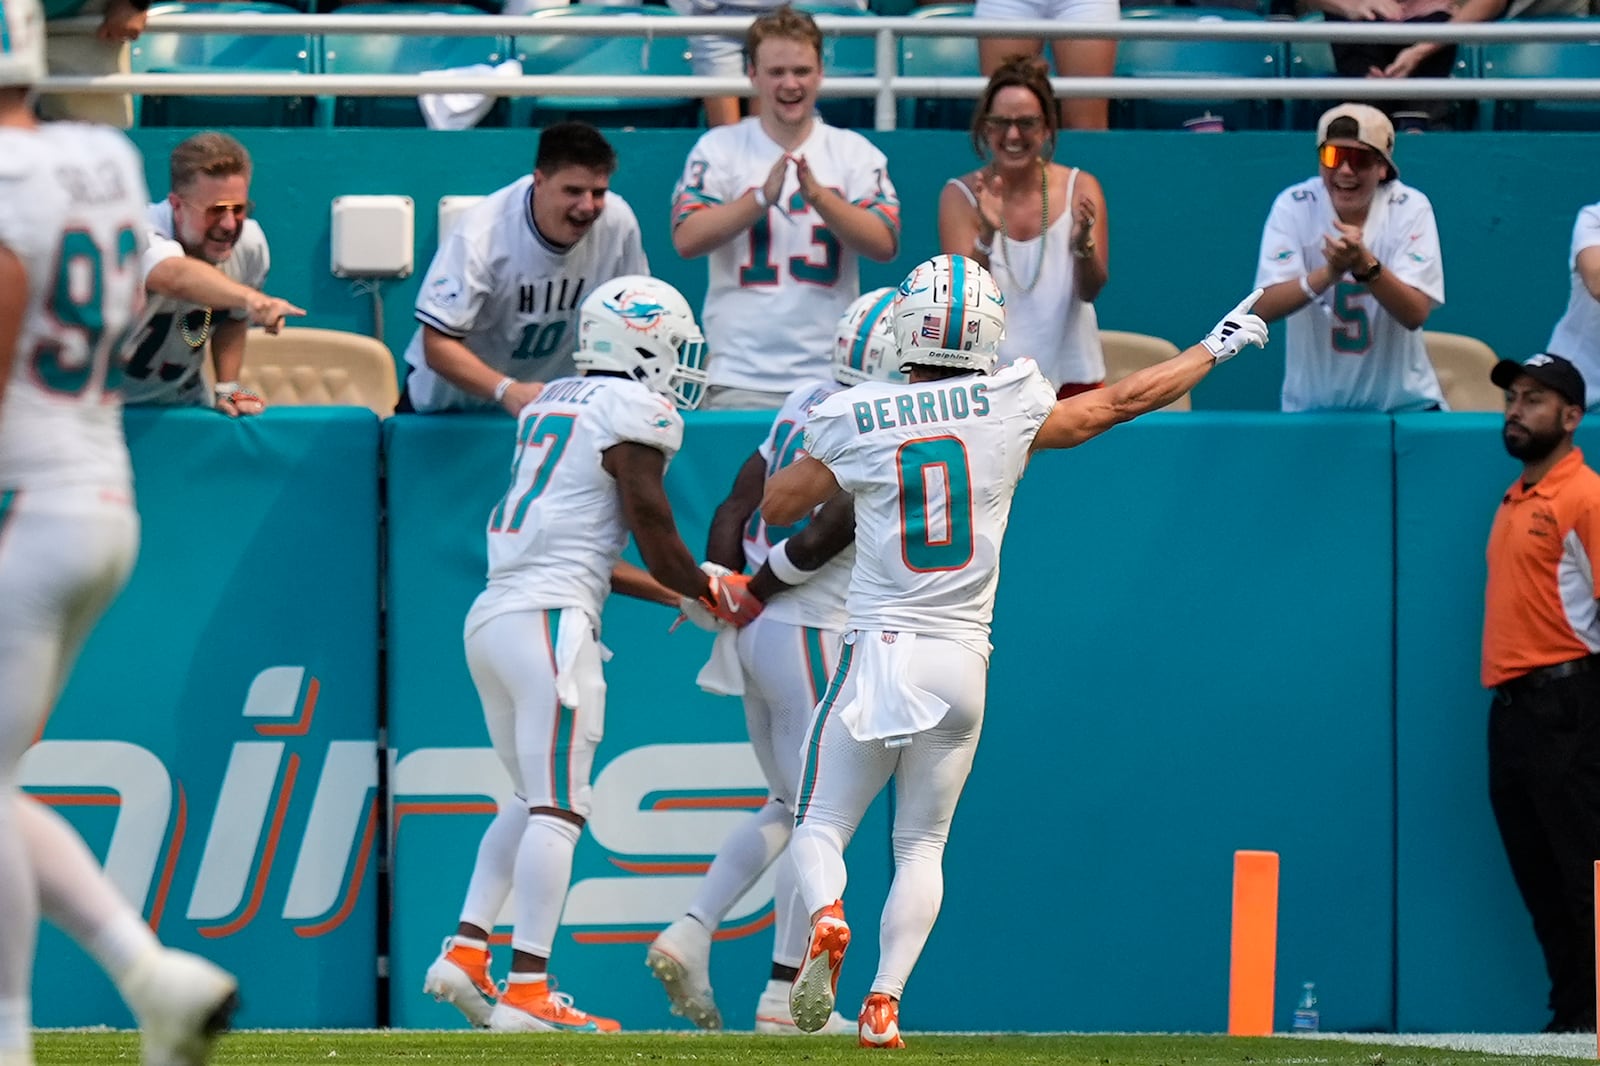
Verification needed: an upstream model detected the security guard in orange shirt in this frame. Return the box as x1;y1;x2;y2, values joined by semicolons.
1483;352;1600;1034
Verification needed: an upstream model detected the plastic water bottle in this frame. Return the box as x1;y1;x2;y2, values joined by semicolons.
1292;982;1320;1033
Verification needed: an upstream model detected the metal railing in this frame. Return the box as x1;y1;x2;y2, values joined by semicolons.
43;11;1600;130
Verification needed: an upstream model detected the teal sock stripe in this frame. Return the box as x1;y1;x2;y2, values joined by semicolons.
794;640;853;825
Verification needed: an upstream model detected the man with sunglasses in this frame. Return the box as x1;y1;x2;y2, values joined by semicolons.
1251;103;1446;412
125;131;302;417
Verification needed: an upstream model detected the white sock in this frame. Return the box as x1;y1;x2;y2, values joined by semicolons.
786;823;849;919
687;800;791;930
872;844;945;1001
15;798;157;983
449;935;488;953
0;794;38;1009
458;798;528;932
505;972;547;986
770;838;807;969
510;815;580;959
0;997;30;1055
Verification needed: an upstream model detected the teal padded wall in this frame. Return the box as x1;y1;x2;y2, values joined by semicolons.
25;408;381;1028
126;130;1600;412
382;411;894;1031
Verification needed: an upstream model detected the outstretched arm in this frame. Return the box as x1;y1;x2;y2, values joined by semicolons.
610;560;681;607
762;455;841;528
750;491;856;603
705;451;766;571
605;441;710;601
1032;290;1268;454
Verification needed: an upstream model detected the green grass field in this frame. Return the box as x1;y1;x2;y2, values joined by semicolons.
28;1032;1588;1066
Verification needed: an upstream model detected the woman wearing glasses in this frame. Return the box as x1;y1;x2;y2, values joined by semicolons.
1250;103;1446;412
937;56;1109;400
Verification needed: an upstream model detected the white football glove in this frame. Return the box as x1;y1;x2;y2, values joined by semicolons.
1201;288;1269;365
671;561;737;634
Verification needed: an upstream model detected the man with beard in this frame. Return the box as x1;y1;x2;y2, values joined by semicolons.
670;5;899;411
400;122;648;415
1249;103;1445;412
125;131;303;416
1482;352;1600;1034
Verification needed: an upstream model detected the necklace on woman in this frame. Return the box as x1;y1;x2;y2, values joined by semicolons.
178;306;213;351
998;159;1049;295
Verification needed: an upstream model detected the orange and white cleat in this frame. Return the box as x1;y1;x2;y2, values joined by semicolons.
858;992;906;1048
789;899;850;1034
488;976;621;1033
423;937;498;1028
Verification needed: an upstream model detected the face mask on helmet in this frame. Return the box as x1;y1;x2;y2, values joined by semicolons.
0;0;46;90
832;287;907;387
575;276;709;410
891;254;1006;376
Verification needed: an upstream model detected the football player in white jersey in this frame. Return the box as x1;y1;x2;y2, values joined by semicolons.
401;122;649;415
0;5;240;1064
645;288;901;1034
671;5;901;411
123;132;293;416
1251;103;1446;413
421;277;763;1034
761;255;1269;1047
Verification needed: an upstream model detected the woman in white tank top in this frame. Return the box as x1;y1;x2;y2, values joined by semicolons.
937;56;1109;398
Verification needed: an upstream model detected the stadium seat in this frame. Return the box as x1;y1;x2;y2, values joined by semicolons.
793;1;875;127
1422;331;1502;412
1480;23;1600;131
1100;330;1190;410
132;2;316;127
513;5;699;128
241;327;400;417
321;3;512;127
1288;13;1477;131
898;5;979;131
1114;8;1285;132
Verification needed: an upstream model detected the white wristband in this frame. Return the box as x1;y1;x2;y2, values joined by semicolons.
492;376;514;403
753;187;770;210
1298;274;1318;302
766;538;821;587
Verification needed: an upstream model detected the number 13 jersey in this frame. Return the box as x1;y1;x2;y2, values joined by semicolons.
802;359;1055;655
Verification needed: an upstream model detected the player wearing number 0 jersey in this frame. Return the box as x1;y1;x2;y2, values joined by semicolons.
1251;103;1445;413
764;254;1271;1047
646;288;902;1035
0;6;241;1064
402;123;648;415
421;276;764;1036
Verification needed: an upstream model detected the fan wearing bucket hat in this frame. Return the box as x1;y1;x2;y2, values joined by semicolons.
1249;103;1447;413
1482;351;1600;1034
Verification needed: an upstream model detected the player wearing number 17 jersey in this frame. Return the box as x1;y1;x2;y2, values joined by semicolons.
670;6;899;410
763;254;1271;1048
0;4;240;1063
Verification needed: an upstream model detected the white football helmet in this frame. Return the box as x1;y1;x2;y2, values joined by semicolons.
576;276;708;410
891;254;1006;375
0;0;45;88
832;287;907;387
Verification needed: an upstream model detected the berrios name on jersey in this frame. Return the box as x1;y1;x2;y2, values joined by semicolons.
467;375;684;631
403;177;649;413
745;379;850;630
122;200;270;406
672;118;899;395
803;359;1056;650
0;123;151;492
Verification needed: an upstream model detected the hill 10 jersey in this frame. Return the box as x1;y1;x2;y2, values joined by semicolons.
403;177;649;413
672;119;899;394
467;376;684;631
122;200;270;406
744;379;851;631
803;359;1056;654
1254;177;1445;413
0;123;150;492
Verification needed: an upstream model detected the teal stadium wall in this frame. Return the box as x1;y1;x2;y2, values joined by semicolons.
33;401;1600;1032
28;129;1600;1032
125;129;1600;411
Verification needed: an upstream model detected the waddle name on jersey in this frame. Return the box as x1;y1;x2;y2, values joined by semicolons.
539;378;607;405
852;383;990;434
